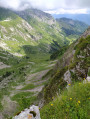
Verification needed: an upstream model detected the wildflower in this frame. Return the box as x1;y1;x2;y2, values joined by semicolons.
78;100;80;104
70;98;72;100
51;104;53;106
79;83;81;84
68;84;71;86
83;78;85;80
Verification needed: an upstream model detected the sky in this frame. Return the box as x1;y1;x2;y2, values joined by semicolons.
0;0;90;14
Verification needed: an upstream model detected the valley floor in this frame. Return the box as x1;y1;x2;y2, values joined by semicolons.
0;54;57;119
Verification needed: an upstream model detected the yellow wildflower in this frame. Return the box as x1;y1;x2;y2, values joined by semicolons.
83;78;85;80
51;104;53;106
79;83;81;84
68;84;71;86
70;98;72;100
78;100;80;104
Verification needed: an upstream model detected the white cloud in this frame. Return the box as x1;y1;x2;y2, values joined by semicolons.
45;8;88;14
0;0;90;13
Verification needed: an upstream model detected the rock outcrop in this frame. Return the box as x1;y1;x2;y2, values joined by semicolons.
13;105;41;119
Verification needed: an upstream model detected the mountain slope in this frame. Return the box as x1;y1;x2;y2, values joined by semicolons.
15;9;69;53
0;8;38;56
0;8;89;56
57;18;88;36
56;18;88;44
0;8;17;20
43;27;90;102
0;8;67;56
15;9;89;52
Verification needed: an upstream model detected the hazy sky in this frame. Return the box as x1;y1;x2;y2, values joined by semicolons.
0;0;90;14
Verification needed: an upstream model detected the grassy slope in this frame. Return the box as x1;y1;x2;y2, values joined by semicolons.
0;16;38;55
41;82;90;119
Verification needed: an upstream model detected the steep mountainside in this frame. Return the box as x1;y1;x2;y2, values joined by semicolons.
56;18;88;44
57;18;88;36
0;8;37;56
15;9;70;53
0;8;67;56
43;27;90;102
40;28;90;119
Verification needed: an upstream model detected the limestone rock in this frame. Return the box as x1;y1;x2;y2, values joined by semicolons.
13;105;41;119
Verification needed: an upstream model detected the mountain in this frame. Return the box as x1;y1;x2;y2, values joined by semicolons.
56;18;88;44
0;8;68;56
56;18;88;36
0;8;88;57
50;18;88;59
0;7;17;20
53;14;90;25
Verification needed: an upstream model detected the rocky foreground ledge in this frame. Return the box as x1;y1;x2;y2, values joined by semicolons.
13;105;41;119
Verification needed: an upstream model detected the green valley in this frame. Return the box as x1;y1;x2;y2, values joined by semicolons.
0;7;90;119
